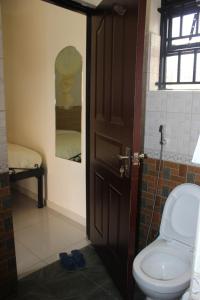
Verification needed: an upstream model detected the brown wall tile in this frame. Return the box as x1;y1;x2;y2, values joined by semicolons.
179;164;187;177
0;173;17;299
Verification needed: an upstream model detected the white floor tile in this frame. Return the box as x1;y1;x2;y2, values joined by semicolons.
13;207;50;232
15;241;41;276
15;213;85;259
18;261;47;279
43;238;91;265
48;208;86;232
12;192;87;274
12;192;35;209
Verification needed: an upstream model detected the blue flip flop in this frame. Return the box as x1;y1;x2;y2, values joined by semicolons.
71;250;86;268
59;252;76;270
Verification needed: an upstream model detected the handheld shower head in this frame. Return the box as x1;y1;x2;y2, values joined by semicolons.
159;125;166;145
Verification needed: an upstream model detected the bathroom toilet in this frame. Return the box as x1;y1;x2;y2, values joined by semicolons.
133;183;200;300
181;289;190;300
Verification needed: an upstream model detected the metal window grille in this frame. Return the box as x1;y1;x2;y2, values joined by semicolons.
159;0;200;89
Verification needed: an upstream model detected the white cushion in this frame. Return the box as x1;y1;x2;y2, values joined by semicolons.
56;130;81;160
8;143;42;169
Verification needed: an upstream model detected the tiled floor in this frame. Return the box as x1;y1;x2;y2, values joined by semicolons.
12;192;90;279
7;245;122;300
11;192;145;300
7;245;145;300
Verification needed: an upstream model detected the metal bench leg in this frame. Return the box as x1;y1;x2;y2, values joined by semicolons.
37;175;43;208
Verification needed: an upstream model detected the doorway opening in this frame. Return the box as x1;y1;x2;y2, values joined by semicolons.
0;0;147;299
1;0;89;279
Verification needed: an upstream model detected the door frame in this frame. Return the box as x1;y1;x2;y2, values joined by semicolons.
127;0;147;292
45;0;147;249
43;0;93;14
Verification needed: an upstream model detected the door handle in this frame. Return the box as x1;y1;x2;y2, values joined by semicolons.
138;153;148;160
117;154;131;160
117;150;147;177
117;153;147;162
117;147;132;178
133;152;148;166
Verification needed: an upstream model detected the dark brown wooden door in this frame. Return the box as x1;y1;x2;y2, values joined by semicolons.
89;0;146;298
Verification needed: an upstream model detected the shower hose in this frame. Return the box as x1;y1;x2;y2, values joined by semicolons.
145;130;164;246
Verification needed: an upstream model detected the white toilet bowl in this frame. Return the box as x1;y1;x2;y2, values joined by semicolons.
133;183;200;300
133;239;191;300
181;289;190;300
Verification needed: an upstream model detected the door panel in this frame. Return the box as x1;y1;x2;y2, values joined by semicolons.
94;172;104;236
89;0;146;297
96;18;106;121
95;133;122;174
110;14;125;126
108;184;122;253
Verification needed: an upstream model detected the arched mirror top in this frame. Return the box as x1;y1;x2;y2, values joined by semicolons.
55;46;82;163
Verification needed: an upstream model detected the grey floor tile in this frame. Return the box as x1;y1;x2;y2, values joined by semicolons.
101;280;123;299
80;260;111;286
7;246;147;300
133;285;145;300
10;281;59;300
45;272;98;299
83;287;122;300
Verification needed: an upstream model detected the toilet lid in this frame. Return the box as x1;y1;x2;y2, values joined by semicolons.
160;183;200;247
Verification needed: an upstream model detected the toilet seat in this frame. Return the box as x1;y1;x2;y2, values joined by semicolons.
133;239;191;294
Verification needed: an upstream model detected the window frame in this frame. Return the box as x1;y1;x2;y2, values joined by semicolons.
159;0;200;89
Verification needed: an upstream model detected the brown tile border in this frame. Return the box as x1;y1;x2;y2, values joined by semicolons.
0;172;17;300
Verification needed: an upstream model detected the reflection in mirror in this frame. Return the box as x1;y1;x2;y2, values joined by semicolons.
55;46;82;163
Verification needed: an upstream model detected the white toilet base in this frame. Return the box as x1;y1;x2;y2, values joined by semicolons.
145;297;181;300
146;297;179;300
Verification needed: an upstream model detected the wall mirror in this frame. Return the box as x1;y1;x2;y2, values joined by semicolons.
55;46;82;163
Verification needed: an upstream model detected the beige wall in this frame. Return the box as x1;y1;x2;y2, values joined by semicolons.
2;0;87;225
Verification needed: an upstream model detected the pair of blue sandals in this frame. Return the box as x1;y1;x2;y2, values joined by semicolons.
59;250;86;270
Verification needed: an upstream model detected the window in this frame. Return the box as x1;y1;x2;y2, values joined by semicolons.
159;0;200;89
192;134;200;164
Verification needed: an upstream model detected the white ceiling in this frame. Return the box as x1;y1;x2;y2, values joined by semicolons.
74;0;103;8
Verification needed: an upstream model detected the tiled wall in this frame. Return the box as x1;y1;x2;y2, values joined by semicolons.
140;2;200;296
144;15;200;166
144;90;200;165
0;173;17;299
0;8;17;299
139;158;200;250
141;0;200;249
